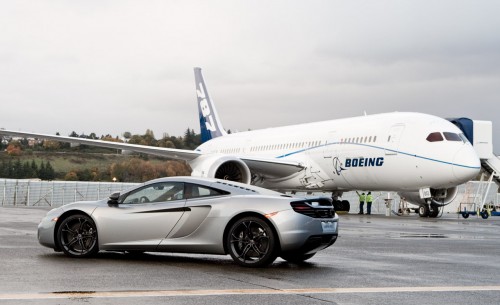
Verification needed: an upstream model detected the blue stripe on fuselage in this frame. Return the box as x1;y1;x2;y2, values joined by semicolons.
275;142;480;170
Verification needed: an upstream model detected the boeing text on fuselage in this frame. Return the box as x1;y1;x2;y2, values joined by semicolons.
344;157;384;168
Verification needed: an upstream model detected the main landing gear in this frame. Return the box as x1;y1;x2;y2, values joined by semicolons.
418;203;441;218
331;193;350;213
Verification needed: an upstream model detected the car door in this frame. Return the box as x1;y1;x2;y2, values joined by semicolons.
157;183;230;252
93;182;187;250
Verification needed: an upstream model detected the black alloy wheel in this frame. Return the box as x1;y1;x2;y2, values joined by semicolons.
57;214;98;258
226;216;278;267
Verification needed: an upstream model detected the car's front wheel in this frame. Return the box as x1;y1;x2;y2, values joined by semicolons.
57;214;98;258
226;216;278;267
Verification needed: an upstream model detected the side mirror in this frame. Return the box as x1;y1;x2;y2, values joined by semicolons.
108;192;121;204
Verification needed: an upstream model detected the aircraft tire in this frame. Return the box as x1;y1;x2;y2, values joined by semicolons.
428;204;440;218
461;212;469;219
341;200;350;212
418;205;429;217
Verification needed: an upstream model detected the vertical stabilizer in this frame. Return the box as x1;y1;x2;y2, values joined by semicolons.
194;67;227;143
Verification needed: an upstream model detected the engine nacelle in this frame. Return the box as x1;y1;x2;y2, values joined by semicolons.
399;186;459;207
189;154;252;184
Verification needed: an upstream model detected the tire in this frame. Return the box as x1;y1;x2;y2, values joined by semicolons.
57;214;98;258
418;205;429;217
428;204;440;218
281;252;316;264
481;212;489;219
341;200;350;212
226;216;278;267
461;212;469;219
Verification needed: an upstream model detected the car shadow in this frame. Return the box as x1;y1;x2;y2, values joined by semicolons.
38;250;337;273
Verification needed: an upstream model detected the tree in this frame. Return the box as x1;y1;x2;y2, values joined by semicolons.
45;161;55;180
123;132;132;142
13;159;23;179
42;140;61;150
64;171;78;181
6;143;22;156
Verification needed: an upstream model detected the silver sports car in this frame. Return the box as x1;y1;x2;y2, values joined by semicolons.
38;177;338;267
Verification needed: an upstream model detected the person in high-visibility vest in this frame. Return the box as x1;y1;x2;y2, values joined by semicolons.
366;192;373;215
356;191;366;214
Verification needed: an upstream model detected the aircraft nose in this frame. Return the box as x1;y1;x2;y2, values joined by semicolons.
452;145;481;182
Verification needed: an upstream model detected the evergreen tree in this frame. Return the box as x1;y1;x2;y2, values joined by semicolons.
31;160;38;174
6;159;13;178
183;128;201;149
13;159;23;179
45;161;55;180
22;161;34;178
0;160;8;178
38;161;46;180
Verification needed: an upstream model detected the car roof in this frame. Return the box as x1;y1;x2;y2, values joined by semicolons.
145;176;283;196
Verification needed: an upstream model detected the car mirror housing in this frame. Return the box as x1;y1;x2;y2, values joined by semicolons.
108;192;120;204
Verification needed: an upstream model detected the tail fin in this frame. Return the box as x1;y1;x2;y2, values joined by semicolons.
194;67;227;143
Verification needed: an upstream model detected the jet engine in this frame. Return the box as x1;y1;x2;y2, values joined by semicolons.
399;186;459;218
189;155;252;184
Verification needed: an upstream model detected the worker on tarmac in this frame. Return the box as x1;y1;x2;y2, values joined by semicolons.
356;191;366;214
366;192;373;215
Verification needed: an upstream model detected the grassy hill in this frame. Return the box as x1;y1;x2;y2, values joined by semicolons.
0;151;191;182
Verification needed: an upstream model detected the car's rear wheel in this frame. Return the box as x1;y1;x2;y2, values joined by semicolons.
226;216;278;267
281;252;316;264
57;214;98;258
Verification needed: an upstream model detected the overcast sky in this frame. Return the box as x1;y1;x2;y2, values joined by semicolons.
1;1;499;153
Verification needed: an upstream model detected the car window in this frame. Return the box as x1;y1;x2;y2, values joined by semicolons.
121;182;185;204
185;183;228;199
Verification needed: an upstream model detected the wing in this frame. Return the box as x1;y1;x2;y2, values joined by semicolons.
0;129;201;161
0;129;305;179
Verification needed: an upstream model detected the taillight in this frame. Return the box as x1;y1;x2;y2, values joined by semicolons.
290;198;335;218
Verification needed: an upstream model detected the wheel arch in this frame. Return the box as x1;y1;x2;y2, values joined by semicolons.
53;210;96;251
222;212;281;255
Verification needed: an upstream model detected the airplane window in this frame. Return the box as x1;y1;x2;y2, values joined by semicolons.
374;136;377;142
364;136;368;143
426;132;444;142
369;136;372;142
443;132;462;142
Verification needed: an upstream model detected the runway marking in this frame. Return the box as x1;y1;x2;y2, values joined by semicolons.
1;286;500;300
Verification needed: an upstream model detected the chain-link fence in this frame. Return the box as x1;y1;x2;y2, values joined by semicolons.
1;178;498;214
1;179;139;207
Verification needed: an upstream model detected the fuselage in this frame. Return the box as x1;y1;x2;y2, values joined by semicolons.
196;112;480;192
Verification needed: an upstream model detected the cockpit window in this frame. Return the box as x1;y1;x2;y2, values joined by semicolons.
459;133;470;144
426;132;444;142
443;132;462;142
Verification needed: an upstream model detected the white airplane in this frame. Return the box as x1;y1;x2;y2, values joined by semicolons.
0;68;481;217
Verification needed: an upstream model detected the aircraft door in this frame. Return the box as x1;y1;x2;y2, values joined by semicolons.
323;131;337;159
385;124;405;155
321;131;344;184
